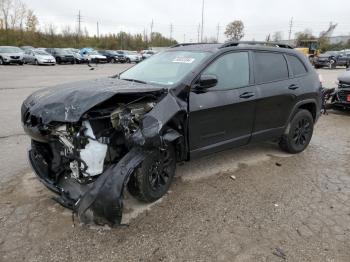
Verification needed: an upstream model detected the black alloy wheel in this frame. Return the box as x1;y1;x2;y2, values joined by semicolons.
279;109;314;154
128;144;176;203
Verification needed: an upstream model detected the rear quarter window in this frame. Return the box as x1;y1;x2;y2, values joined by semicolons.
287;55;307;76
254;52;288;84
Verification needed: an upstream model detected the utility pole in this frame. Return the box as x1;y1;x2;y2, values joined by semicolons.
216;23;220;42
96;21;99;38
77;10;82;36
288;17;293;41
150;19;154;44
197;23;200;43
169;23;173;40
201;0;204;42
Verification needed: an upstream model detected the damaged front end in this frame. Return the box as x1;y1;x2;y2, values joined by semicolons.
22;79;187;226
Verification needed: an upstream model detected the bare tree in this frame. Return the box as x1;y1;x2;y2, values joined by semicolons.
17;0;26;30
272;31;283;42
25;8;38;32
0;0;12;31
224;20;244;41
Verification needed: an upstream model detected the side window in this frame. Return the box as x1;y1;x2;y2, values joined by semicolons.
202;52;249;90
286;55;307;76
254;52;288;84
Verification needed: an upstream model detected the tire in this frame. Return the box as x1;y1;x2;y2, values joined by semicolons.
0;57;4;65
126;58;131;63
19;61;24;65
279;109;314;154
112;58;117;64
56;57;61;64
127;144;176;203
34;59;39;65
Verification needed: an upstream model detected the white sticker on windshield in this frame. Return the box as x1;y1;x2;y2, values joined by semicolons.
172;57;195;64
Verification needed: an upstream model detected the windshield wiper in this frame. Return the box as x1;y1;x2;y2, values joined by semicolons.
122;78;148;84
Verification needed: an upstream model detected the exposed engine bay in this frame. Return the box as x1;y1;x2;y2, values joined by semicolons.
22;79;187;226
52;100;155;182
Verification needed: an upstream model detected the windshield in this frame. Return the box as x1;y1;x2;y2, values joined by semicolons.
0;47;23;53
34;50;49;55
56;49;69;55
120;51;209;86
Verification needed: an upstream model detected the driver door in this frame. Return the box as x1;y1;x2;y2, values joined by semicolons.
189;51;257;158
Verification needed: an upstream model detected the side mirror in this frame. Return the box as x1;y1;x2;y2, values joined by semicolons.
197;74;218;89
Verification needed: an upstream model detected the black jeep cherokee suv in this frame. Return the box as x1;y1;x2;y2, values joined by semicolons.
21;41;322;226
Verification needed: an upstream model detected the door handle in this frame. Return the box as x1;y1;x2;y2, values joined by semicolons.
239;92;255;99
288;84;299;90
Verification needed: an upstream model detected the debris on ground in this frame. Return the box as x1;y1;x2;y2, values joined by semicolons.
273;247;286;260
230;175;236;180
275;162;282;167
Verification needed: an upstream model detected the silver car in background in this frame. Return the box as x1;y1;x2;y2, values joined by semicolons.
0;46;24;65
23;49;56;65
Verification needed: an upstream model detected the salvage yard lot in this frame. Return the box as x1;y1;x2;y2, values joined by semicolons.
0;64;350;261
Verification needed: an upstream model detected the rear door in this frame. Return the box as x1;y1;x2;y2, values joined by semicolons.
189;51;257;158
251;51;302;142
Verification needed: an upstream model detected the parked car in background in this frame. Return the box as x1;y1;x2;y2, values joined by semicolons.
45;48;75;64
314;51;350;69
23;49;56;65
80;48;107;63
65;48;86;64
141;50;156;60
117;50;142;63
113;50;127;63
20;46;35;51
327;70;350;110
0;46;24;65
98;50;119;63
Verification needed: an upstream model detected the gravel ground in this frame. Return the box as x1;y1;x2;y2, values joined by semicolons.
0;64;349;262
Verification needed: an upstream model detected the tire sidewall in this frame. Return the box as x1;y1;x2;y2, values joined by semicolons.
285;110;314;153
129;144;176;202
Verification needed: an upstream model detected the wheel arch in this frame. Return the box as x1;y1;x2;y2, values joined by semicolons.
284;99;318;134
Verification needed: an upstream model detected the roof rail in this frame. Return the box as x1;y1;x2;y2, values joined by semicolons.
220;41;294;49
170;43;216;48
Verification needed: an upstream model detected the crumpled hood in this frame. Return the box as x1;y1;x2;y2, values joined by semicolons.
22;77;164;124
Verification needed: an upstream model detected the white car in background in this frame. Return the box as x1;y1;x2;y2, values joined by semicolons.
117;50;142;63
23;49;56;65
81;50;107;63
141;50;156;60
0;46;24;65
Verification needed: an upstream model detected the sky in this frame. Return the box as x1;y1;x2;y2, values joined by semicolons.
21;0;350;42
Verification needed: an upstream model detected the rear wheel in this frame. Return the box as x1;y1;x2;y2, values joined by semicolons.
279;109;314;154
127;144;176;203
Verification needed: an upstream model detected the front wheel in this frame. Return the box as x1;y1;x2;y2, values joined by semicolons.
127;144;176;203
279;109;314;154
0;57;5;65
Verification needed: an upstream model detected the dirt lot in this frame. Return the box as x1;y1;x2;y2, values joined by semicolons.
0;64;349;262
